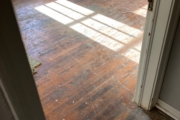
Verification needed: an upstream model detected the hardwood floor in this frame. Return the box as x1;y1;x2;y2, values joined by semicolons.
13;0;172;119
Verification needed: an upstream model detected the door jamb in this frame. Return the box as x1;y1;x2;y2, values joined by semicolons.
0;0;46;119
135;0;180;110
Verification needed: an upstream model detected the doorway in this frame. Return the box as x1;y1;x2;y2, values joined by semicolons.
11;0;172;119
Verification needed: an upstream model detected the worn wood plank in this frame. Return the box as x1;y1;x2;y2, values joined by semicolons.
12;0;172;119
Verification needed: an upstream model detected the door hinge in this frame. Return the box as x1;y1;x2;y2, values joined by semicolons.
148;0;153;11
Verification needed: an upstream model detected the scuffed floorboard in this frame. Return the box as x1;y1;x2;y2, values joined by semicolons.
12;0;172;119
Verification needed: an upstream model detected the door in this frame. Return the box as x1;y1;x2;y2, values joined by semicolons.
158;17;180;119
0;0;46;119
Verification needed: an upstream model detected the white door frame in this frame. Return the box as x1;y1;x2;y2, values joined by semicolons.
135;0;180;112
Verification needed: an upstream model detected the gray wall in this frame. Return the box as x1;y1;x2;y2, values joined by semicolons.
0;86;15;120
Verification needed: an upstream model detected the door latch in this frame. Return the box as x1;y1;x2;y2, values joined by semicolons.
148;0;153;11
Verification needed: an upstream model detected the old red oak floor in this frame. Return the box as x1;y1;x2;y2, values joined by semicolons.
13;0;172;119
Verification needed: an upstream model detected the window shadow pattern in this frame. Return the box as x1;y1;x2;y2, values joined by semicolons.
12;0;172;119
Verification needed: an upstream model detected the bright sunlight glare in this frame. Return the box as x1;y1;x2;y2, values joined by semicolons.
56;0;94;15
46;2;84;20
35;0;146;63
35;5;74;24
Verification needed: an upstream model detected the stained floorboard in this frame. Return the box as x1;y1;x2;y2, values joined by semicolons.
12;0;172;119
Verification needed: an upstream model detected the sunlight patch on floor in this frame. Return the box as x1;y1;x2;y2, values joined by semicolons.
46;2;84;20
92;14;142;35
81;18;132;44
35;5;74;24
56;0;94;15
133;5;147;17
122;48;140;63
70;23;124;51
35;0;146;63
